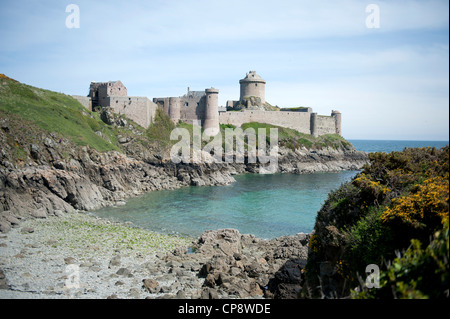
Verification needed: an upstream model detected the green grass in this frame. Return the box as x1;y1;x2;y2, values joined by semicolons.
0;77;119;152
240;122;352;150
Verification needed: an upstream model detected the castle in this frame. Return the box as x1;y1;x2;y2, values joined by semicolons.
73;71;342;138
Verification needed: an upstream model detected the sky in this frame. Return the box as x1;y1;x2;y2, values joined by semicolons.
0;0;448;141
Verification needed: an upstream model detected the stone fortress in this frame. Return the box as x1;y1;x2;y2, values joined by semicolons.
73;71;342;138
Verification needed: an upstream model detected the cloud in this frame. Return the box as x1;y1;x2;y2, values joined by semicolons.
0;0;448;140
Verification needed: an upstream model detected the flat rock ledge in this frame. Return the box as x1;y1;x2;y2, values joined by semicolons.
0;213;309;299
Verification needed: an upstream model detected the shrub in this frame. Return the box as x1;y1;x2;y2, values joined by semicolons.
353;220;449;299
304;146;449;299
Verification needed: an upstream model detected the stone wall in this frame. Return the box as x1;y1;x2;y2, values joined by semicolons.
315;115;338;136
72;95;92;111
219;110;312;134
179;93;206;125
107;96;157;129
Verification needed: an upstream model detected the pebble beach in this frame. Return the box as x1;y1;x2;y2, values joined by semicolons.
0;212;194;299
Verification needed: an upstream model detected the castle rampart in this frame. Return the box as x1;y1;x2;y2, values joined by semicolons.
106;96;157;129
79;71;342;138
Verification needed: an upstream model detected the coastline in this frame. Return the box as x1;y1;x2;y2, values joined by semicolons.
0;210;310;299
0;120;368;299
0;212;194;299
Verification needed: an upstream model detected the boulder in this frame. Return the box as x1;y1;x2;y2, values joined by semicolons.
0;221;10;233
143;279;159;293
194;229;242;257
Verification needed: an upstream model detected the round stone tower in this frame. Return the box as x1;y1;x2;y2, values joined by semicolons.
331;110;342;136
203;88;220;136
168;97;181;124
239;71;266;105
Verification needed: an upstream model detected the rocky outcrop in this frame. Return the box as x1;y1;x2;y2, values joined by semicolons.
150;229;311;299
0;148;237;219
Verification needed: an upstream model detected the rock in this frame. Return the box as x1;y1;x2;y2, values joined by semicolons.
200;287;219;299
31;208;47;219
0;221;11;233
21;227;34;234
159;286;172;293
205;273;216;288
5;215;20;226
175;290;186;299
100;107;115;125
143;278;159;293
249;282;264;297
54;210;65;217
116;267;133;277
30;144;40;160
195;229;242;257
128;288;141;298
109;255;121;268
64;257;77;265
269;258;307;299
0;269;9;289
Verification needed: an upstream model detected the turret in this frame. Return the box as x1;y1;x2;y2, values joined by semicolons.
239;71;266;105
169;97;181;124
310;113;318;138
203;88;220;136
331;110;342;136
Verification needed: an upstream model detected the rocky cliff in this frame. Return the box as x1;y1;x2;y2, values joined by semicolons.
0;116;368;219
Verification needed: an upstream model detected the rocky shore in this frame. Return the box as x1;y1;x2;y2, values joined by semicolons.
0;135;368;220
0;116;368;299
0;212;310;299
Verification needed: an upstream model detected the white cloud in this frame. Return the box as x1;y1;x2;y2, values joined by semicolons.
0;0;448;140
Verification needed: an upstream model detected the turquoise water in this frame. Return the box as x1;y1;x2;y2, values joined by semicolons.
91;140;449;239
92;171;357;239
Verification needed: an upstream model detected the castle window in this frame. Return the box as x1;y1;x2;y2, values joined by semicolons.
197;102;200;107
255;83;258;87
185;102;189;107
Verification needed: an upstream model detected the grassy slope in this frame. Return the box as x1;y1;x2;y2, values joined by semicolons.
0;75;120;153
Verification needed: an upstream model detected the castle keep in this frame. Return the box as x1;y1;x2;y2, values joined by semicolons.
73;71;341;137
72;80;158;129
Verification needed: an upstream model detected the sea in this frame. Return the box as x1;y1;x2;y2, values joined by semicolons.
91;140;449;239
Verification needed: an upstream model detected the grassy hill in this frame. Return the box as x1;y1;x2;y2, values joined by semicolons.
0;74;121;153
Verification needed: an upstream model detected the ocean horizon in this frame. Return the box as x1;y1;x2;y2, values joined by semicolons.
348;139;448;153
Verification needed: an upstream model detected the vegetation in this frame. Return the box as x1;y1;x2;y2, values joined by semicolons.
305;146;449;298
240;122;352;151
0;74;120;153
